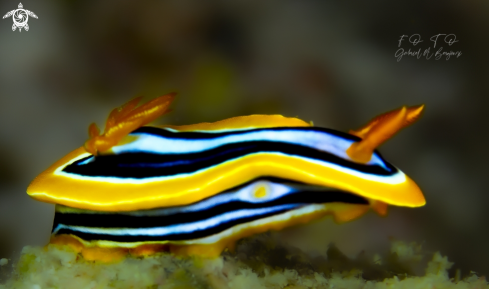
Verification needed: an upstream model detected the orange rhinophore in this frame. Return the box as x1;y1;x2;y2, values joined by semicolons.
347;105;424;163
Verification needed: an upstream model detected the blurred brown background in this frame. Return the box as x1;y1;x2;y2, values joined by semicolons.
0;0;487;277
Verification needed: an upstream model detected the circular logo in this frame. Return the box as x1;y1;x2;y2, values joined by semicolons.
13;9;28;26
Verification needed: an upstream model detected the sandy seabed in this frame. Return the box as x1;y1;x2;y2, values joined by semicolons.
0;234;487;289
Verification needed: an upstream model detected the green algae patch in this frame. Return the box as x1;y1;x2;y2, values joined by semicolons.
0;236;487;289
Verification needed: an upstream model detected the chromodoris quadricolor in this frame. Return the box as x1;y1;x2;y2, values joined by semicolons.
27;94;425;261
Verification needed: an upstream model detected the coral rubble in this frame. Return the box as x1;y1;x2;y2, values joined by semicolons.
0;234;487;289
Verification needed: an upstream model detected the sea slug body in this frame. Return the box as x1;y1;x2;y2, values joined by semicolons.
27;94;425;260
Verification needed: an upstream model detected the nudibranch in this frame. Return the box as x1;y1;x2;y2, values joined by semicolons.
27;94;425;261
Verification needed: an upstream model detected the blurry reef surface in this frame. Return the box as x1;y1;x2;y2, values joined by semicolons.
0;234;486;289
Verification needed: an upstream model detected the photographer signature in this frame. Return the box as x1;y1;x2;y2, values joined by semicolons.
395;34;462;62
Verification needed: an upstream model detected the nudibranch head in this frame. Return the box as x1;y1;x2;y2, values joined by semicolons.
27;94;425;259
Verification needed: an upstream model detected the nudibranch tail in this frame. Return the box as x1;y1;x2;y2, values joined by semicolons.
84;93;175;155
347;104;424;163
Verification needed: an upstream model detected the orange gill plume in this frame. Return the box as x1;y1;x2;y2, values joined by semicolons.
84;93;176;155
346;105;424;163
